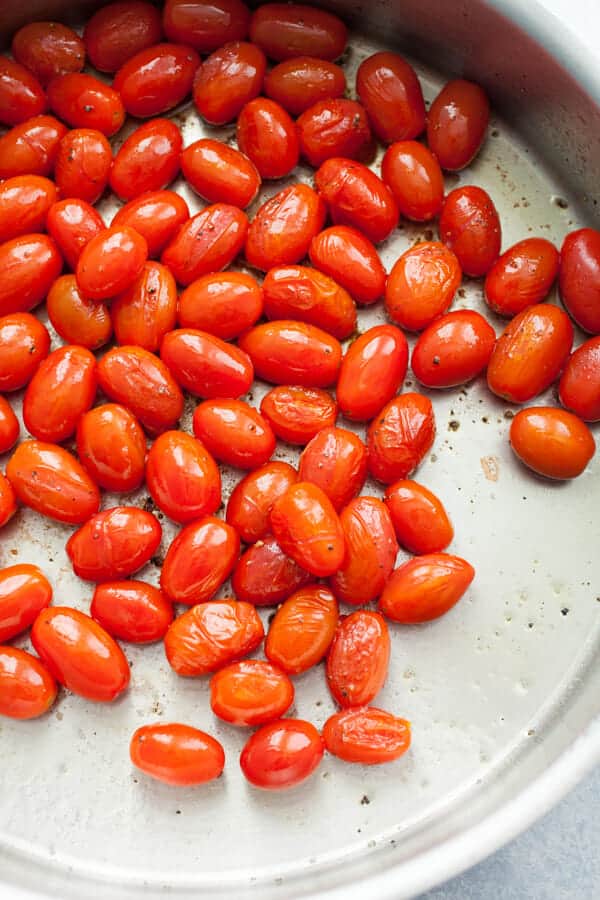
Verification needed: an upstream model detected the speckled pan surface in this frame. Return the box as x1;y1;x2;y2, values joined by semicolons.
0;2;599;899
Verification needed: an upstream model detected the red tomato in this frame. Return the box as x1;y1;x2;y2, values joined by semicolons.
260;386;337;445
97;346;184;435
357;52;425;144
0;397;19;454
326;610;390;707
67;506;161;582
439;186;501;277
114;43;199;117
237;98;299;180
367;393;436;484
265;56;345;116
161;328;253;398
210;660;294;726
381;140;444;221
0;647;57;720
226;461;297;543
240;718;324;789
164;598;263;676
0;565;52;643
0;234;62;317
130;723;224;785
270;481;345;577
427;79;490;171
193;41;265;125
76;226;147;301
380;554;475;623
47;198;105;270
31;606;130;701
84;1;163;73
330;497;398;605
112;189;189;259
323;707;411;764
112;261;177;351
385;480;453;554
262;264;357;340
232;535;311;605
238;321;341;387
510;407;595;479
309;225;386;305
12;21;85;86
0;58;47;126
181;138;260;209
76;403;146;493
411;309;496;388
487;303;573;403
0;115;67;179
0;175;58;243
249;4;346;61
163;0;250;52
146;430;221;524
110;118;182;201
484;238;559;317
245;183;325;271
162;204;248;286
298;426;367;510
47;73;125;136
315;157;398;243
559;337;600;421
265;584;338;674
559;228;600;334
336;324;409;421
0;474;17;529
0;312;50;392
91;581;173;644
193;399;276;469
161;517;240;605
297;98;373;167
178;272;263;339
385;241;462;331
23;345;97;444
55;128;112;205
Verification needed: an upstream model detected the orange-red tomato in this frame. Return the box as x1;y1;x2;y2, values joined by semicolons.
411;309;496;388
130;722;225;785
265;584;338;674
237;97;299;180
0;115;67;179
47;73;125;136
193;399;276;469
330;497;398;605
91;581;173;644
0;234;62;317
161;328;253;398
55;128;112;205
385;241;462;331
112;189;189;259
47;276;111;351
262;264;357;340
0;175;58;243
249;4;346;61
0;313;50;392
76;225;147;301
181;138;260;209
210;660;294;726
0;474;17;529
385;480;453;554
83;1;163;73
270;481;345;577
0;565;52;643
76;403;146;493
163;0;250;52
178;272;263;339
487;303;573;403
193;41;266;125
0;646;57;719
23;345;97;444
161;517;240;605
226;461;297;543
164;598;263;676
32;606;130;701
245;183;326;271
12;21;85;86
260;386;337;445
510;407;595;480
381;140;444;222
238;320;341;387
240;718;324;789
46;198;105;270
336;324;408;421
0;397;19;454
146;430;221;524
309;225;386;305
559;337;600;421
298;426;367;511
265;56;345;116
162;203;248;286
439;186;501;277
67;506;161;582
323;707;411;764
559;228;600;334
110;118;182;201
113;43;200;118
427;79;490;171
297;98;373;167
367;393;436;484
327;610;390;707
380;553;475;623
356;51;425;144
484;238;559;317
112;261;177;352
315;157;398;244
232;535;311;605
0;58;47;126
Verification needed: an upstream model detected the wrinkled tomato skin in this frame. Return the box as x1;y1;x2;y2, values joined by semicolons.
55;128;112;205
315;157;398;244
367;393;436;484
163;0;250;53
330;497;398;605
298;426;367;511
249;4;347;61
210;660;294;726
487;303;573;403
262;265;357;340
160;517;240;605
356;51;425;144
232;535;311;606
0;398;19;454
297;98;373;168
237;98;299;180
381;140;444;222
0;565;52;643
113;43;200;118
91;581;173;644
265;56;346;116
47;198;105;270
0;175;58;243
238;321;341;387
0;116;67;180
309;225;386;306
385;480;454;554
112;261;177;352
427;79;490;171
265;584;338;674
0;58;47;126
0;313;50;392
385;241;462;332
0;647;57;720
76;403;146;493
110;118;182;202
240;718;324;790
484;238;559;317
31;607;130;702
260;386;337;445
112;190;189;259
181;138;260;209
323;707;411;764
145;430;221;524
178;272;263;340
161;328;253;399
84;1;163;73
0;474;17;529
270;481;345;577
194;41;265;125
130;723;225;785
23;345;97;444
509;407;595;480
380;554;475;623
411;309;496;389
226;461;297;543
192;399;276;470
0;234;62;317
162;203;248;286
439;186;501;277
47;73;125;136
559;228;600;334
76;226;148;301
245;183;326;271
12;21;85;86
337;324;409;421
559;337;600;421
66;506;162;582
326;610;390;708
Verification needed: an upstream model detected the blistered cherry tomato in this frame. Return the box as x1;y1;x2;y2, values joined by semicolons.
91;581;173;644
47;73;125;136
380;554;475;623
193;40;265;125
411;309;496;388
55;128;112;204
262;264;356;340
0;58;47;126
249;4;346;61
181;138;260;209
265;56;345;116
12;21;85;86
297;98;373;167
77;225;147;301
237;98;299;180
210;660;294;726
161;328;253;399
385;241;461;331
260;386;337;445
0;647;56;720
245;183;325;271
114;43;199;118
226;461;297;543
161;517;240;605
76;403;146;493
193;399;276;469
146;430;221;523
265;584;337;674
232;535;311;605
112;189;189;258
0;234;62;317
337;324;408;421
385;480;453;554
485;237;559;317
130;723;224;785
298;426;367;511
0;115;67;179
330;497;398;605
84;1;163;73
559;228;600;334
239;321;341;387
67;506;161;582
323;707;411;764
356;51;425;143
381;140;444;221
23;345;96;444
178;272;263;339
163;0;250;52
270;481;345;577
0;313;50;392
241;718;323;789
327;610;390;707
368;393;436;484
427;79;490;171
112;261;177;351
509;407;595;480
162;204;248;286
110;118;181;201
559;337;600;421
0;398;19;454
47;198;105;270
0;474;16;529
0;565;52;643
315;157;398;243
439;186;501;277
0;175;57;243
309;225;386;305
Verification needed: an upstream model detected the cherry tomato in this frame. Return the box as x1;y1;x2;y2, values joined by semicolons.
238;321;341;387
367;393;436;484
181;138;260;209
245;183;326;271
510;407;595;480
330;497;398;605
110;118;182;201
0;565;52;643
47;198;105;270
193;41;265;125
91;581;173;644
47;73;125;136
0;175;58;243
427;79;490;171
83;1;163;73
385;241;462;331
161;517;240;605
193;399;276;469
240;718;324;789
0;474;17;529
260;386;337;445
12;21;85;86
484;238;559;317
315;157;398;243
178;272;263;339
130;723;224;785
337;324;409;421
411;309;496;389
0;115;67;179
298;426;367;511
210;660;294;726
0;647;57;720
309;225;386;305
559;228;600;334
161;328;253;399
38;281;107;365
76;403;146;493
487;303;573;403
323;707;411;764
384;480;453;554
236;98;299;180
112;189;189;258
265;56;345;116
270;481;345;577
163;0;250;52
67;506;161;581
0;397;19;454
559;337;600;421
297;98;373;168
226;461;297;543
113;43;199;117
146;430;221;524
77;226;147;301
23;345;97;444
97;346;183;435
249;4;346;61
381;140;444;222
356;51;425;144
380;554;475;623
0;234;62;317
32;606;130;701
55;128;112;205
265;584;338;674
0;58;47;126
232;535;311;605
439;186;501;277
0;313;50;392
162;203;248;286
262;264;357;340
327;610;390;707
164;599;264;676
112;261;177;352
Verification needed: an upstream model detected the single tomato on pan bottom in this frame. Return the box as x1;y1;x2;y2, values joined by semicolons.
232;536;311;607
130;723;225;786
240;719;324;790
326;610;390;708
379;554;475;623
0;646;57;720
210;660;294;726
323;707;411;764
509;407;595;480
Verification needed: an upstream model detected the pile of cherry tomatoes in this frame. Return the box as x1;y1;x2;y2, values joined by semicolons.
0;0;598;791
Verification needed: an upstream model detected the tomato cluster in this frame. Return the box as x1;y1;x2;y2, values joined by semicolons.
0;0;596;792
